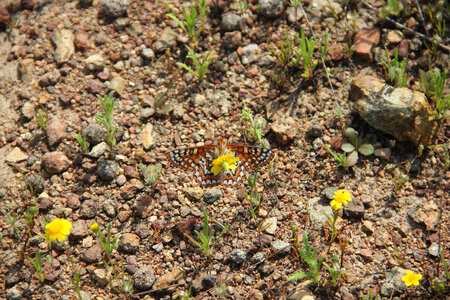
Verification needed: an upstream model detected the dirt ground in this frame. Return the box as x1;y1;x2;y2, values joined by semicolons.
0;0;448;299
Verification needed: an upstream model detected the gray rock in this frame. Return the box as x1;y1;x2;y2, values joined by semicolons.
309;0;342;19
92;268;109;286
18;58;34;82
46;117;67;147
52;29;74;64
141;48;155;60
350;75;438;146
6;286;22;300
257;0;284;17
39;70;61;87
190;94;207;107
6;265;21;287
271;240;291;256
171;103;184;119
428;243;440;257
85;54;106;71
261;217;278;235
103;199;117;217
374;148;392;159
119;233;140;253
286;6;304;23
221;13;242;31
152;27;177;52
241;43;261;64
203;189;222;204
270;117;298;145
97;160;119;181
343;198;364;219
287;287;315;300
141;107;155;118
153;267;186;290
250;252;266;264
133;266;156;290
100;0;129;18
79;199;98;219
380;268;408;297
308;197;333;231
108;76;126;95
227;249;247;265
202;274;218;289
71;220;88;239
85;123;106;146
27;174;45;195
21;102;35;120
42;151;71;174
306;124;323;139
408;201;440;231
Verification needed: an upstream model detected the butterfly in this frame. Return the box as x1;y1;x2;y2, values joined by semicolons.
167;139;275;187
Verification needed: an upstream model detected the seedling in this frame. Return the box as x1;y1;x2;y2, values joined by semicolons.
241;100;268;148
381;48;409;87
139;163;162;187
288;231;325;283
341;128;375;167
71;258;83;300
420;68;449;122
267;28;296;68
92;222;119;259
35;105;49;130
293;29;318;79
187;207;226;256
177;46;217;82
28;251;45;282
393;168;409;193
166;0;207;45
380;0;402;18
323;145;349;169
323;253;345;289
74;131;90;153
104;258;133;298
96;91;119;151
245;171;261;219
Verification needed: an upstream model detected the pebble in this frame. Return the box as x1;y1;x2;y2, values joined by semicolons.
354;27;380;61
18;58;34;82
308;197;333;231
108;76;126;95
152;27;177;52
221;13;242;31
261;217;278;235
374;148;392;160
141;48;155;60
102;199;117;217
74;33;90;51
6;147;29;163
257;0;284;17
52;29;74;64
185;186;204;201
96;160;119;181
140;123;156;150
42;151;71;174
226;249;247;265
343;198;365;219
46;117;67;147
153;267;185;290
88;141;107;158
39;70;61;87
133;266;156;290
286;6;304;23
71;220;88;239
306;124;323;139
270;117;299;145
6;286;22;300
85;54;106;71
119;233;140;253
79;199;98;218
87;79;104;94
81;244;103;263
203;188;222;204
386;30;404;44
100;0;129;18
28;175;45;194
85;123;106;146
223;31;242;50
271;240;291;256
241;43;261;65
92;268;109;286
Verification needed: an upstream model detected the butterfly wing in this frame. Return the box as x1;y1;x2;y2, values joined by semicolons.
222;160;246;187
193;150;221;187
226;145;274;171
167;145;216;171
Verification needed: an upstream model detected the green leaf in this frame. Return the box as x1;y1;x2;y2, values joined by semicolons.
341;143;355;153
347;150;358;167
359;144;374;156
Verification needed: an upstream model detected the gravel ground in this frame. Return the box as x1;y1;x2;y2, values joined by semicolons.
0;0;448;299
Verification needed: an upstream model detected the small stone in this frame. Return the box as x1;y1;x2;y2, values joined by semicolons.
190;94;207;107
374;148;392;159
380;268;408;297
46;117;67;147
42;151;71;174
223;31;242;50
79;199;98;219
39;70;61;86
286;6;304;23
6;147;29;163
97;160;119;181
287;287;315;300
81;244;103;263
6;286;22;300
108;76;126;95
103;199;117;217
92;268;109;286
185;186;204;201
386;30;404;44
119;233;140;253
18;58;34;82
306;124;323;139
85;123;106;146
85;54;106;71
428;243;440;257
140;123;156;150
357;248;373;261
308;197;333;231
270;117;299;145
271;240;291;256
141;107;155;118
88;142;107;158
133;266;156;290
408;201;439;231
71;220;88;239
21;102;35;120
354;27;380;61
53;29;74;64
87;79;104;94
74;33;90;51
258;0;284;17
0;8;11;29
42;259;61;282
152;27;177;52
221;13;242;31
241;43;261;65
397;39;409;58
28;175;45;195
226;249;247;265
141;48;155;60
261;217;277;235
203;188;222;204
343;198;364;219
361;220;375;234
153;267;186;290
100;0;129;18
116;174;126;186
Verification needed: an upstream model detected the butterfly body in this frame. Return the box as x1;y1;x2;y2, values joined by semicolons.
167;139;274;187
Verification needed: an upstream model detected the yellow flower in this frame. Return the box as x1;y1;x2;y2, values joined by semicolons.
402;270;422;286
90;222;99;233
330;189;352;211
45;218;72;242
211;152;240;176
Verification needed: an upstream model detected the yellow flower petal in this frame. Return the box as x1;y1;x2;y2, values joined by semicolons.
210;152;240;176
45;218;73;242
402;270;422;286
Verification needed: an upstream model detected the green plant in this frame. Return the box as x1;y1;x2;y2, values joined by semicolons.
178;287;192;300
104;258;133;298
393;168;409;193
341;128;375;167
28;251;45;282
323;145;349;169
427;1;447;40
267;28;296;68
95;222;119;259
322;253;345;289
360;288;380;300
166;0;206;45
215;280;229;297
380;0;402;18
241;100;267;148
245;171;261;219
96;91;119;151
288;231;325;283
293;29;318;79
237;0;248;12
35;105;49;130
381;48;409;87
177;46;217;82
74;131;89;153
139;163;162;186
187;207;226;256
71;258;83;300
420;68;449;122
432;252;450;294
323;210;339;243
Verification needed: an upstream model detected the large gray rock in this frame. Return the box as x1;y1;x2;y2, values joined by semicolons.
350;75;438;146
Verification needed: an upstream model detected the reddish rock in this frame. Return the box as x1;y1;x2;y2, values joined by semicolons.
328;44;344;61
46;117;67;147
354;27;380;61
43;259;61;282
117;210;132;222
397;39;409;58
331;136;345;150
123;165;139;178
118;233;140;254
270;117;299;145
71;220;88;239
74;33;90;50
42;151;71;174
0;8;10;29
67;194;81;209
81;244;103;263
